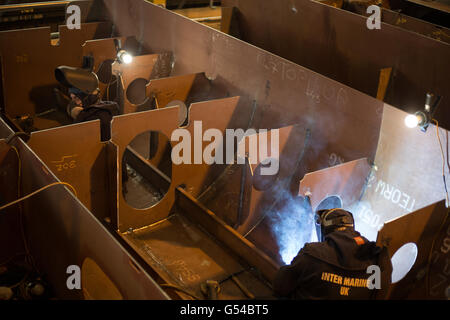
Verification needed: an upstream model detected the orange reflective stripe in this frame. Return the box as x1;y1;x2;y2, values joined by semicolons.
353;236;365;245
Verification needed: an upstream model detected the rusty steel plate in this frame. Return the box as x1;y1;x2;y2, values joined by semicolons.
352;104;450;241
406;0;450;14
146;73;200;109
111;53;173;114
298;158;372;211
111;96;240;232
376;200;449;299
340;2;450;44
97;0;394;266
198;125;308;265
0;21;113;117
222;0;450;129
0;139;24;263
380;8;450;44
122;185;277;299
82;36;142;98
122;213;253;300
176;187;279;284
0;117;170;300
234;125;306;236
101;0;385;207
27;120;112;221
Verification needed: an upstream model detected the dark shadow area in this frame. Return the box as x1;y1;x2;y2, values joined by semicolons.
122;131;172;210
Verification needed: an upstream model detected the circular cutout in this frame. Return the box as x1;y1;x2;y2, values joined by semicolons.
252;158;279;191
126;78;148;105
96;59;114;84
391;242;418;283
166;100;188;126
122;131;172;210
315;195;343;212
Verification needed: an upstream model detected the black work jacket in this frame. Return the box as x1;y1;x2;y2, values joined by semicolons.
75;101;119;141
273;229;392;300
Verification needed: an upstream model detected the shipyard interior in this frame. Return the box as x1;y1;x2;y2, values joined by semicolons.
0;0;449;303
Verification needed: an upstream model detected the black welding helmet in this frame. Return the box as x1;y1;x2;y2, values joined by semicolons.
315;208;355;241
55;66;99;95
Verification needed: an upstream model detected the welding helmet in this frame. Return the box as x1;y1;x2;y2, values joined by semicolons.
68;87;87;101
315;208;355;241
55;66;99;94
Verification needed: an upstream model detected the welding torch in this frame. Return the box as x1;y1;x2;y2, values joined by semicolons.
303;191;321;241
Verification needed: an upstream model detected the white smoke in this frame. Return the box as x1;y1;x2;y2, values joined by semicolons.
345;201;383;241
270;198;384;265
268;196;317;265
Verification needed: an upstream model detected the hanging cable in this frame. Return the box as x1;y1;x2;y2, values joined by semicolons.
9;146;32;266
425;119;450;297
432;119;449;208
0;182;77;212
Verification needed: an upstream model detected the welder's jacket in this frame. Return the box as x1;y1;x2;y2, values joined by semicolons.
75;101;119;141
273;229;392;300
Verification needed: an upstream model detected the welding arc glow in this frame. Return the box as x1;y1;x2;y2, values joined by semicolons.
269;198;317;265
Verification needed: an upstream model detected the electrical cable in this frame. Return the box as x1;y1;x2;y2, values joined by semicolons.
218;268;253;284
10;146;21;196
218;267;257;299
425;119;450;297
2;147;35;289
432;119;449;208
9;146;33;268
106;77;118;101
8;271;31;290
3;142;77;292
0;182;77;212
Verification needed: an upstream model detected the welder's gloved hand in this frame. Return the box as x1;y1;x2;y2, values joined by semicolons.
67;100;84;120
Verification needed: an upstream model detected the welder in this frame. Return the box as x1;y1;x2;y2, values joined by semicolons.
55;66;119;141
273;208;392;299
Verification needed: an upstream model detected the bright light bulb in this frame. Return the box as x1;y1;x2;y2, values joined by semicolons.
122;53;133;64
118;50;133;64
404;114;419;128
